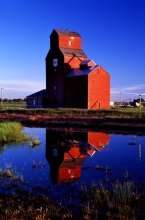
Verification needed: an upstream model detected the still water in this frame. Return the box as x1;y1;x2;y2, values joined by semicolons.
0;127;145;194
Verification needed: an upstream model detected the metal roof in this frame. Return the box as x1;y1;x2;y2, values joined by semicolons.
26;89;46;98
60;48;87;58
54;29;81;37
80;60;96;65
65;65;99;77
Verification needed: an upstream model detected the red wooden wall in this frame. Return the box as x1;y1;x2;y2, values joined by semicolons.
88;66;110;109
59;35;81;49
88;132;110;151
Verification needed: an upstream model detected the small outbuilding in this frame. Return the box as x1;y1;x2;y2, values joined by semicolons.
26;89;46;108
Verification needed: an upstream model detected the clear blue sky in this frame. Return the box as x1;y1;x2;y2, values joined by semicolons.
0;0;145;101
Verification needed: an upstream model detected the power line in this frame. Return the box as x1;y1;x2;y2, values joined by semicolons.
2;87;36;92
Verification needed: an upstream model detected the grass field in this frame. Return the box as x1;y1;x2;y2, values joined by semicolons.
0;101;26;108
0;101;144;118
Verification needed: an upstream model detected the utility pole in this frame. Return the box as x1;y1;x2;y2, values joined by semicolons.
120;92;122;106
1;88;3;106
139;94;142;118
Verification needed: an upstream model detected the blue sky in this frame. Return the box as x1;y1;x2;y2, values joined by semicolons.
0;0;145;101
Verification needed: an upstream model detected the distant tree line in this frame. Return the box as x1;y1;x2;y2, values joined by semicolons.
1;98;26;102
114;97;145;107
132;98;144;103
130;98;145;106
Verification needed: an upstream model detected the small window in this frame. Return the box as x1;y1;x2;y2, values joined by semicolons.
53;59;58;67
54;86;56;89
69;41;71;46
53;148;58;157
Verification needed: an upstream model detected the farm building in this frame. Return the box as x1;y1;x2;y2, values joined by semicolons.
27;29;110;109
26;89;46;108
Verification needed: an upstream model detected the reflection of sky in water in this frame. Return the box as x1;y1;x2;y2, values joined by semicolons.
0;128;145;190
0;127;51;188
82;134;145;184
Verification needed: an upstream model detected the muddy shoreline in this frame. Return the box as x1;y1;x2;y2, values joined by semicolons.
0;113;145;134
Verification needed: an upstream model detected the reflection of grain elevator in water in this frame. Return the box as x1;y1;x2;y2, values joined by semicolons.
138;137;141;160
132;135;142;160
45;129;110;185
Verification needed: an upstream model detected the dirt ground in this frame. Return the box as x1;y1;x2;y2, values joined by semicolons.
0;112;145;134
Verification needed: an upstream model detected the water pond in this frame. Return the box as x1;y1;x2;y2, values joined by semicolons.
0;127;145;205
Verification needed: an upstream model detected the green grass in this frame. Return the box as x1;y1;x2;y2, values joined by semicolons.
0;121;40;144
0;101;145;117
0;177;144;219
79;181;145;219
0;101;26;108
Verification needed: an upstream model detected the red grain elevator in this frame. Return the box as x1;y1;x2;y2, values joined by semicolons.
45;29;110;109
